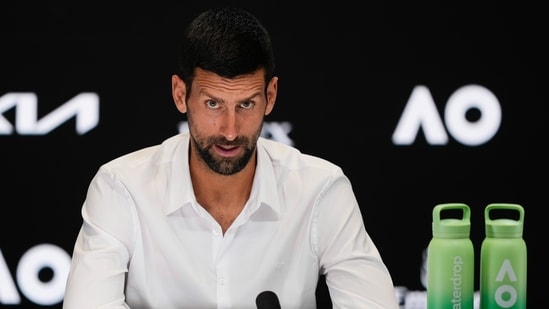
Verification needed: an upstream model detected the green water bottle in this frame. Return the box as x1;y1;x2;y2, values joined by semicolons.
427;203;475;309
480;203;527;309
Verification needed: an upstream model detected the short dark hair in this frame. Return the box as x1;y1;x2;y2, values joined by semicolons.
177;7;275;91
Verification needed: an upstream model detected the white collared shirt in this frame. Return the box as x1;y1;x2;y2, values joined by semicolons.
63;132;399;309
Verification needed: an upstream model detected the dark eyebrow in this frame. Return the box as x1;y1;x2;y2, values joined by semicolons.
200;89;262;105
239;92;262;103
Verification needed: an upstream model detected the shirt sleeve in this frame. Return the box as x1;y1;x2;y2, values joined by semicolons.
63;168;134;309
315;173;400;309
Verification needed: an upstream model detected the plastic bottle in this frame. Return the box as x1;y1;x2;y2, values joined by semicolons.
427;203;475;309
480;203;527;309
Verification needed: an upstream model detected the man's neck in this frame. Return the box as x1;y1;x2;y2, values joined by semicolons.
189;152;256;233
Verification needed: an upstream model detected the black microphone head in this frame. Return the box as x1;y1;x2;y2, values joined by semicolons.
256;290;281;309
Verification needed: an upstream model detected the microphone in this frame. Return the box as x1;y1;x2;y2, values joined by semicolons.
256;290;281;309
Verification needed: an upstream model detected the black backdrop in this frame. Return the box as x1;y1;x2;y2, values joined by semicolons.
1;2;545;308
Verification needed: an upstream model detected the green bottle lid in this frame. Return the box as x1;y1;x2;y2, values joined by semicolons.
485;203;524;238
432;203;471;238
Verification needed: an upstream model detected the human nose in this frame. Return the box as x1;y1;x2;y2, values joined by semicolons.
219;108;238;141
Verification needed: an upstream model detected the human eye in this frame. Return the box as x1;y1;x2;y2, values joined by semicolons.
240;101;254;110
206;100;220;109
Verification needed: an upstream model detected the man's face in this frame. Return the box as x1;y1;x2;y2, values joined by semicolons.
185;68;277;175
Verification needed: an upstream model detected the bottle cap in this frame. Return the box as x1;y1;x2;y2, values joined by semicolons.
432;203;471;238
485;203;524;238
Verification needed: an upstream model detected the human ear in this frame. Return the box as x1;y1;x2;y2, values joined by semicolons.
172;74;187;114
265;76;278;115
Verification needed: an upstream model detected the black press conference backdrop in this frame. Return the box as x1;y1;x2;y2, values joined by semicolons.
1;2;546;308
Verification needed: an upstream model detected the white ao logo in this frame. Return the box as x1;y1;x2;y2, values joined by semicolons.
0;244;70;305
392;84;501;146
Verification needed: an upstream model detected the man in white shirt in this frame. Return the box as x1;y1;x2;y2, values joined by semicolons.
63;7;399;309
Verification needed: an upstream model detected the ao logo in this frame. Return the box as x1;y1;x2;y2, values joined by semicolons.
0;244;70;305
392;84;501;146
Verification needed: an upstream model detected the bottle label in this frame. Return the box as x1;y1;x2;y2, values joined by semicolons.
451;256;465;305
483;258;525;308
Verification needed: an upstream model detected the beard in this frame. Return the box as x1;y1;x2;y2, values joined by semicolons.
190;131;259;176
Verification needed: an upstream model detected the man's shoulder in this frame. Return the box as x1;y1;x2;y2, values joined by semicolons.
101;133;186;171
258;137;342;173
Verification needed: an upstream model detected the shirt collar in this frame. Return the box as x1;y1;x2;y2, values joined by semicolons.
164;133;194;215
164;134;281;218
242;137;281;219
